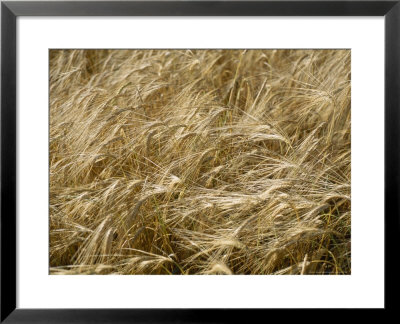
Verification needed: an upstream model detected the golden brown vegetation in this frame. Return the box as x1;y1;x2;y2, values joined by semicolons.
50;49;350;275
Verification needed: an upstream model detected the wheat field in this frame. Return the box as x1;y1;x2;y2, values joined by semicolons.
49;49;351;275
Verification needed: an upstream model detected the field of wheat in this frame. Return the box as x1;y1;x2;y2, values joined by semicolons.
49;49;351;275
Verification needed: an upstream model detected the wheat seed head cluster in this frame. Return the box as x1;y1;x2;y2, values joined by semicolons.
50;49;351;275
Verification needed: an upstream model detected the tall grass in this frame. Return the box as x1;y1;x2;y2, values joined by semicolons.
50;49;351;275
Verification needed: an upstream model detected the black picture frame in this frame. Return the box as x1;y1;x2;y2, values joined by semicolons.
1;0;398;322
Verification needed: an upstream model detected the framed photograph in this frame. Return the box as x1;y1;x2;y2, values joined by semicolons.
1;0;398;321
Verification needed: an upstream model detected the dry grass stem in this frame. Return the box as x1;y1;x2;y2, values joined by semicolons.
50;49;351;275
